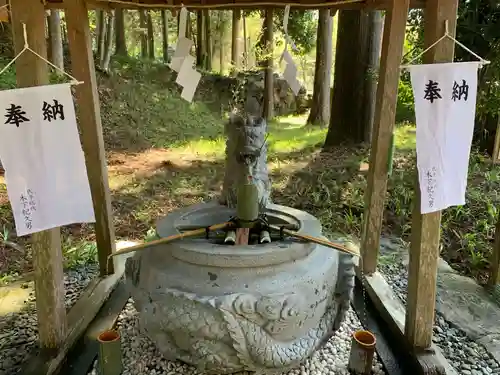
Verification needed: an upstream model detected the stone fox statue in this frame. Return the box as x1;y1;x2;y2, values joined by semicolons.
219;96;272;243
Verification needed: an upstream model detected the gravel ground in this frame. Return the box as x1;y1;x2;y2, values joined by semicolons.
12;248;496;375
0;264;99;375
87;299;387;375
378;261;500;375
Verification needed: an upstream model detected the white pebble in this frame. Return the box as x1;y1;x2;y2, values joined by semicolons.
86;301;388;375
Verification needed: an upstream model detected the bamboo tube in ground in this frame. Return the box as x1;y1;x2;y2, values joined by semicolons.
97;330;123;375
347;330;376;374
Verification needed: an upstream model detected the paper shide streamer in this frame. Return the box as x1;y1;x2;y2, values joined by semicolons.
169;6;201;103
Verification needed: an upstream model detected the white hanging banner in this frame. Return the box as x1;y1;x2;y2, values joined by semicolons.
0;83;95;236
409;61;480;214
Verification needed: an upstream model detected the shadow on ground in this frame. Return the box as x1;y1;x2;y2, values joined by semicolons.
271;144;370;238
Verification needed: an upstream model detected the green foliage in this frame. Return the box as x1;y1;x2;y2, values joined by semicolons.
0;57;16;90
272;9;317;55
396;72;415;123
455;2;500;118
406;9;424;54
0;57;80;90
63;240;98;269
145;227;160;242
407;3;500;138
0;52;498;287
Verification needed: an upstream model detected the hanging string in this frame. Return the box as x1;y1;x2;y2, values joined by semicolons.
401;20;490;70
282;5;299;54
0;23;84;85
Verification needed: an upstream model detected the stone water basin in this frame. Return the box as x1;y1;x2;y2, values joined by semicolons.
125;201;355;374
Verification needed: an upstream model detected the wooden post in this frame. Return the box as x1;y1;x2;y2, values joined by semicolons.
10;0;67;349
63;0;116;276
488;215;500;286
405;0;459;350
360;0;410;274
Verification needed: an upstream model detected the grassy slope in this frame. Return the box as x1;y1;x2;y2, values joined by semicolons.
0;58;499;285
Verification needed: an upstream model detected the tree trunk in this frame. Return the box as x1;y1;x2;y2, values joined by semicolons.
361;11;384;143
48;10;64;74
94;10;99;51
62;22;67;45
231;9;241;72
262;8;274;121
307;9;333;127
243;15;247;69
115;9;127;56
476;112;500;156
146;11;155;59
139;10;148;58
186;11;192;40
161;10;169;63
196;11;203;66
473;64;500;155
256;11;267;67
46;15;52;62
97;10;106;61
203;9;212;70
219;12;225;74
324;10;372;148
101;11;115;72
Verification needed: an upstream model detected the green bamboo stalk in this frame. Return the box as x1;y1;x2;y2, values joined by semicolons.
97;330;123;375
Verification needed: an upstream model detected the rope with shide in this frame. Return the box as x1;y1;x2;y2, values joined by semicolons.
91;0;365;9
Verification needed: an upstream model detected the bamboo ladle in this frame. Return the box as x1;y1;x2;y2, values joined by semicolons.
106;221;360;273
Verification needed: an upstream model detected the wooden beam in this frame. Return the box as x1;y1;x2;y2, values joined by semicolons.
63;0;116;276
360;0;409;274
10;0;67;349
361;271;458;375
405;0;459;351
45;0;426;10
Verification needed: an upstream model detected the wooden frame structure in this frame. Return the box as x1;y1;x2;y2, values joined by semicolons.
7;0;473;374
